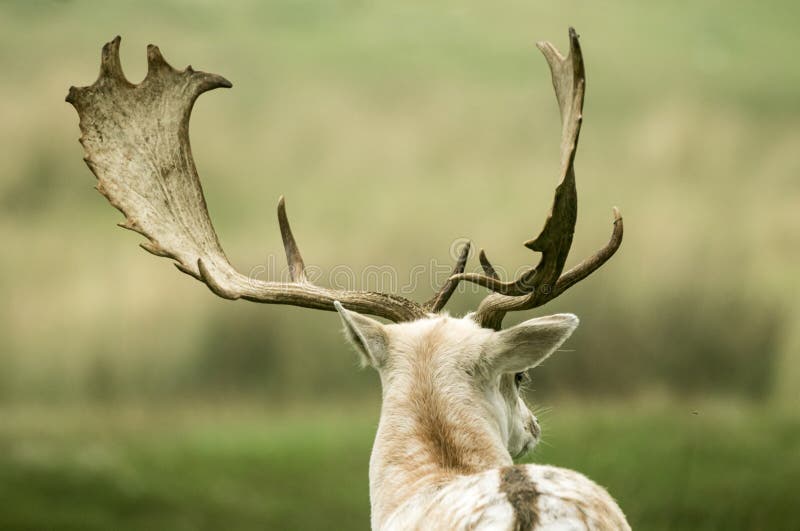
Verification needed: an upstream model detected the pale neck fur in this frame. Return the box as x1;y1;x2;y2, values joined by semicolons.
368;318;512;529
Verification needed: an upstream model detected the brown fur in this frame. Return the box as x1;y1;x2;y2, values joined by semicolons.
500;466;541;530
369;321;512;524
404;324;497;474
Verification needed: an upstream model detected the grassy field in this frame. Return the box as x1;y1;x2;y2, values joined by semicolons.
0;401;797;530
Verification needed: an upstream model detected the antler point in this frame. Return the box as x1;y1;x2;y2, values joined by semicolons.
146;44;171;72
65;86;79;104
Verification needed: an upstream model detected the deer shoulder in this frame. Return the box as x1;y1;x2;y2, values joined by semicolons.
386;465;628;530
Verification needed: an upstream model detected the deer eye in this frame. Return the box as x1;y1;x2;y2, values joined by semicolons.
514;372;529;388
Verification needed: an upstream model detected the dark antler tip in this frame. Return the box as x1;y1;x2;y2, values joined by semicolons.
478;249;499;280
193;73;233;94
65;86;78;103
454;241;471;268
277;195;286;208
146;44;168;67
102;38;116;54
106;36;121;54
568;28;584;61
523;237;542;251
99;35;125;80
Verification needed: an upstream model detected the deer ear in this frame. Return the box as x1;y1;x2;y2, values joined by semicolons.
334;301;389;368
488;313;579;373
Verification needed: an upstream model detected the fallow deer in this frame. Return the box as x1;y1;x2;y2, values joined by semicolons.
68;27;628;530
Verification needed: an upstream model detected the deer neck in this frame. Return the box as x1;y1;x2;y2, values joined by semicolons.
368;374;511;528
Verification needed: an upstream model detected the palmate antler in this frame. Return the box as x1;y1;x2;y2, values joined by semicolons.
451;28;623;330
66;36;468;322
67;29;621;327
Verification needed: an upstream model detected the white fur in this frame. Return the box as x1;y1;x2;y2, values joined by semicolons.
384;465;627;530
335;308;630;530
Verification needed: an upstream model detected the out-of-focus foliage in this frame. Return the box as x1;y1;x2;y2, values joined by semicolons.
1;0;797;404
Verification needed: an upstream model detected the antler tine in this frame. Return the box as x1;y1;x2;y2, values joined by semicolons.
478;249;499;280
449;249;502;290
277;196;307;283
552;207;623;298
451;28;623;329
424;241;471;313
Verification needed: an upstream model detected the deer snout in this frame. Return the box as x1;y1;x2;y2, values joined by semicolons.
528;416;541;440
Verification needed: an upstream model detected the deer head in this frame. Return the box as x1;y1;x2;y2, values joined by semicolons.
337;303;578;456
68;28;626;529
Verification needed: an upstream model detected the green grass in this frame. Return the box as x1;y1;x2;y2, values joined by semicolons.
0;401;797;530
526;402;800;530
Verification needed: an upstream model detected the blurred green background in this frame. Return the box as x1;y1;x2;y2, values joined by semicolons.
1;0;798;529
